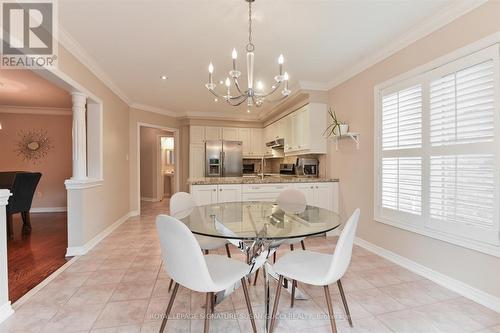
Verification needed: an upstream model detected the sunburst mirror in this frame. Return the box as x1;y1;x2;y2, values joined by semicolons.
15;129;54;164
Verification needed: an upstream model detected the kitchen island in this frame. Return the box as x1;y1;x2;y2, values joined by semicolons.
188;176;339;213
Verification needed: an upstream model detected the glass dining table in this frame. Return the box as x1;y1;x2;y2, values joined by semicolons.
175;201;342;333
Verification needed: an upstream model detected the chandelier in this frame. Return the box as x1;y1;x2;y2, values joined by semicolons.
205;0;290;110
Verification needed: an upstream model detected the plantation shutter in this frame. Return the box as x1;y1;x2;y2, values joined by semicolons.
381;85;422;216
428;59;498;244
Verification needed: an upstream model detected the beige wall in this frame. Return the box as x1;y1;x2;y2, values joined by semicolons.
327;1;500;298
57;44;131;245
0;111;72;209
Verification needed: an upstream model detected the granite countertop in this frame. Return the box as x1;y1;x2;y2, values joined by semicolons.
187;176;339;185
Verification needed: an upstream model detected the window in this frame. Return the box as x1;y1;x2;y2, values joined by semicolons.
375;44;500;256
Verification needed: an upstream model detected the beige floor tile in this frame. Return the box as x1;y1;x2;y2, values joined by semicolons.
66;284;117;306
109;281;155;302
90;325;141;333
347;288;406;315
84;270;127;286
41;303;104;332
93;300;149;329
378;308;445;333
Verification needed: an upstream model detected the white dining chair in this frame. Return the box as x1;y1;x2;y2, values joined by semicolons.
253;188;307;286
156;215;257;333
170;192;232;256
168;192;232;291
269;208;360;333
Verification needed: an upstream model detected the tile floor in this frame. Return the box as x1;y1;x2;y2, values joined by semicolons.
1;201;499;333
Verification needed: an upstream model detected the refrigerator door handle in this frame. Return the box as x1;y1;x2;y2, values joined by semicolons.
220;151;225;177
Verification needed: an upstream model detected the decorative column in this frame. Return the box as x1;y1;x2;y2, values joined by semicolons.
71;92;88;180
0;190;13;322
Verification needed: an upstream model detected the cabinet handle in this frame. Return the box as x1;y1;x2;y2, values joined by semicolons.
213;189;216;192
219;189;222;191
310;186;314;189
316;186;319;189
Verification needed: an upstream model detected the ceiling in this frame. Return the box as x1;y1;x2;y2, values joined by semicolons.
0;69;71;108
58;0;460;118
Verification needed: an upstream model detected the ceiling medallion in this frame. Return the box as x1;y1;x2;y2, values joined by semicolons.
205;0;290;109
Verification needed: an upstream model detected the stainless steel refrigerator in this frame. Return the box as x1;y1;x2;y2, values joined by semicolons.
205;140;243;177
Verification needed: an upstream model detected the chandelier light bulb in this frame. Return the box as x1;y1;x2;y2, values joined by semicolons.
225;78;231;87
284;72;289;81
278;54;284;64
208;63;214;73
257;81;264;90
232;48;238;59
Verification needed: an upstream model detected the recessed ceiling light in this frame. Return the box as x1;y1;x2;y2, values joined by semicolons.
219;80;224;85
214;98;218;102
160;75;168;80
247;109;250;113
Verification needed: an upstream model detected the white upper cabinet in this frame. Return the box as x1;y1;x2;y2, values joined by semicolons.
238;128;252;156
189;143;205;178
251;128;264;156
205;126;222;140
222;127;239;141
283;103;327;155
239;128;263;157
190;126;206;144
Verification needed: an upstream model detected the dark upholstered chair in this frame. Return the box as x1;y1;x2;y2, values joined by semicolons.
0;172;42;239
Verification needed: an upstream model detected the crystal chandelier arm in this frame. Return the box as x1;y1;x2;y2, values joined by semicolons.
254;81;281;98
233;78;246;95
226;95;249;106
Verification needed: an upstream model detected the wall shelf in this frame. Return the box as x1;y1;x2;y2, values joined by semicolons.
333;132;360;150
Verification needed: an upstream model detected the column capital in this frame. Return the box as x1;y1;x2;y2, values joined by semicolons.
0;190;11;207
71;92;87;107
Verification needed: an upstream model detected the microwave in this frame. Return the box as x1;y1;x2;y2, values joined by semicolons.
296;158;319;177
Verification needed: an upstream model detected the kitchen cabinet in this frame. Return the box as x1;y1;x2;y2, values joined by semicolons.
239;128;263;157
191;185;218;206
283;103;327;155
294;182;338;212
191;181;339;212
241;183;291;202
190;184;242;205
190;126;206;144
250;128;263;156
238;128;252;156
217;184;242;203
205;126;222;140
189;143;205;178
222;127;239;141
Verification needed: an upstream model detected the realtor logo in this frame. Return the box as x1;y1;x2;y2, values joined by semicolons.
1;0;58;69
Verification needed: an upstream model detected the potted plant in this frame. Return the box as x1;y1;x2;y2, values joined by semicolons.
324;108;348;138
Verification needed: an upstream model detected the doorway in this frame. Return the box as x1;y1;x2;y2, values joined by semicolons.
0;69;72;302
138;124;179;212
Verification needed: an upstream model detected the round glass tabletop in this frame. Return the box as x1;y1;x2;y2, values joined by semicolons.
174;201;342;241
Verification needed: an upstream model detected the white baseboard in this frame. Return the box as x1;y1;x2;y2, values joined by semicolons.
0;302;14;324
141;197;159;202
130;210;140;217
354;237;500;313
31;207;67;213
65;211;134;257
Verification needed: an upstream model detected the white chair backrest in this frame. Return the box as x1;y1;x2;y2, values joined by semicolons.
156;214;216;292
325;208;360;284
277;188;307;213
170;192;196;217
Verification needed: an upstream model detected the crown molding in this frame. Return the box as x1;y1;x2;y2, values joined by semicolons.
302;0;489;92
57;27;133;106
184;110;260;122
129;103;181;118
0;105;72;115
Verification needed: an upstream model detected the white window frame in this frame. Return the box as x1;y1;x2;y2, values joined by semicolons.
374;39;500;257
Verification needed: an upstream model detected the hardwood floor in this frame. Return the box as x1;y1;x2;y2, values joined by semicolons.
7;211;68;302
